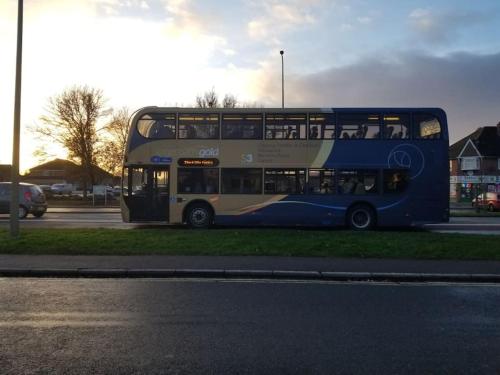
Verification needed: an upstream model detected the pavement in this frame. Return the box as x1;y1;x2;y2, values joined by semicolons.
1;207;499;282
1;255;500;283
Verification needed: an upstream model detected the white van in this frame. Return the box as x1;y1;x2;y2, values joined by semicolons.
50;183;73;195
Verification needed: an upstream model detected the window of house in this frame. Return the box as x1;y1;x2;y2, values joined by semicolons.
308;169;335;194
338;113;380;139
222;114;263;139
338;170;378;194
264;169;305;194
178;114;219;139
178;168;219;194
383;114;410;139
137;114;176;139
221;168;262;194
265;114;307;139
383;169;409;193
309;113;335;139
461;157;479;171
414;113;441;139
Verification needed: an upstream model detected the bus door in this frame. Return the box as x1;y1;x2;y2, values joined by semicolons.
128;166;170;221
150;167;170;221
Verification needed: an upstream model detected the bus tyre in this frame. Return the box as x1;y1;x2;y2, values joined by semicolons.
186;204;213;229
347;204;375;231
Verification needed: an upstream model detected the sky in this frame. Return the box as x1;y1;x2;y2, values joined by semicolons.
1;0;500;172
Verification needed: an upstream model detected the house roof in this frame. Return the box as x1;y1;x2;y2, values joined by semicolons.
26;159;113;178
28;158;79;171
449;125;500;159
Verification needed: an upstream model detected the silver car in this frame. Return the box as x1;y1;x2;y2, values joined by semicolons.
0;182;48;218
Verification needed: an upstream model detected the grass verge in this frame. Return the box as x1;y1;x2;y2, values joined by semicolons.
450;210;500;217
0;228;498;260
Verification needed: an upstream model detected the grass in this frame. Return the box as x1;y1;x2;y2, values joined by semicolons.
0;228;499;260
450;209;500;217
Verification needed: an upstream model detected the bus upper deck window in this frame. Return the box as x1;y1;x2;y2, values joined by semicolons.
222;114;262;139
179;114;219;139
265;114;306;140
383;114;410;139
309;114;335;139
137;114;176;139
338;113;380;139
414;113;441;139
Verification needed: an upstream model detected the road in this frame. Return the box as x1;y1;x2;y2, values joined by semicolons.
0;278;499;374
0;209;499;233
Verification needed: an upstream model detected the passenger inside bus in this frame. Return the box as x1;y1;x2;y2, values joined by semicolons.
387;172;406;192
186;125;196;138
310;126;319;139
320;181;330;194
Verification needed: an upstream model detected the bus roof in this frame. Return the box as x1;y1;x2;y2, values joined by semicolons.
131;106;447;122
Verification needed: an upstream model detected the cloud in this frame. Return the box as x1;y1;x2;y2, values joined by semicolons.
247;0;320;42
257;51;500;142
409;7;493;44
356;16;371;24
340;23;353;32
0;0;247;169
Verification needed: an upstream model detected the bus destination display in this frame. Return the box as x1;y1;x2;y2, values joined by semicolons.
178;158;219;167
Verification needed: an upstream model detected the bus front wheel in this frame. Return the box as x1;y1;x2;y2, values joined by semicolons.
186;204;213;229
347;204;376;231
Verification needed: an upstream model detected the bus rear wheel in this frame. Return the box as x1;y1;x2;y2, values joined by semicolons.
186;204;213;229
347;204;376;231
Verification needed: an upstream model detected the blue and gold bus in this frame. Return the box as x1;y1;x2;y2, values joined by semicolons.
121;107;449;230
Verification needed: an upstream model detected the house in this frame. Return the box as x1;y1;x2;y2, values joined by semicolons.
449;123;500;202
22;159;114;189
0;164;11;182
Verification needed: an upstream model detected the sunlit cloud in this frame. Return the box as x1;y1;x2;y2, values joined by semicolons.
247;0;319;43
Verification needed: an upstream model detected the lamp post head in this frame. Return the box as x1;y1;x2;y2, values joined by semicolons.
280;50;284;55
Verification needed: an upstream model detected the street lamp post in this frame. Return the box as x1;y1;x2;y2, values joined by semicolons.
280;50;284;109
10;0;23;237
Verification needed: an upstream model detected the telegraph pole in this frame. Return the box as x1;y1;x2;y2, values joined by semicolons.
10;0;23;237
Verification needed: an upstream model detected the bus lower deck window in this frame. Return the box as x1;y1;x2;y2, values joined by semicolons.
338;170;378;194
178;168;219;194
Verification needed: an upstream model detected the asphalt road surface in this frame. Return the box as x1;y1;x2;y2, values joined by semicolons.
0;278;499;374
0;209;499;233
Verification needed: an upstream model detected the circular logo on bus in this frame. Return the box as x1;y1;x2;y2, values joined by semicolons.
387;144;425;179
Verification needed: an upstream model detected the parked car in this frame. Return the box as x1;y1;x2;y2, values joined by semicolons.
50;183;73;195
39;184;53;197
472;192;500;211
0;182;48;218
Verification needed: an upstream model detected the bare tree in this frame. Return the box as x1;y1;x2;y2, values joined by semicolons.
34;85;105;195
195;88;241;108
196;88;219;108
222;94;238;108
99;107;130;176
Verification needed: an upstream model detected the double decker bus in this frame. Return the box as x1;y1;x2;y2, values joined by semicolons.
121;107;449;230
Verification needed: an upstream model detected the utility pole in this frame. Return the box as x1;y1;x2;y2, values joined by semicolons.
10;0;23;237
280;50;284;109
